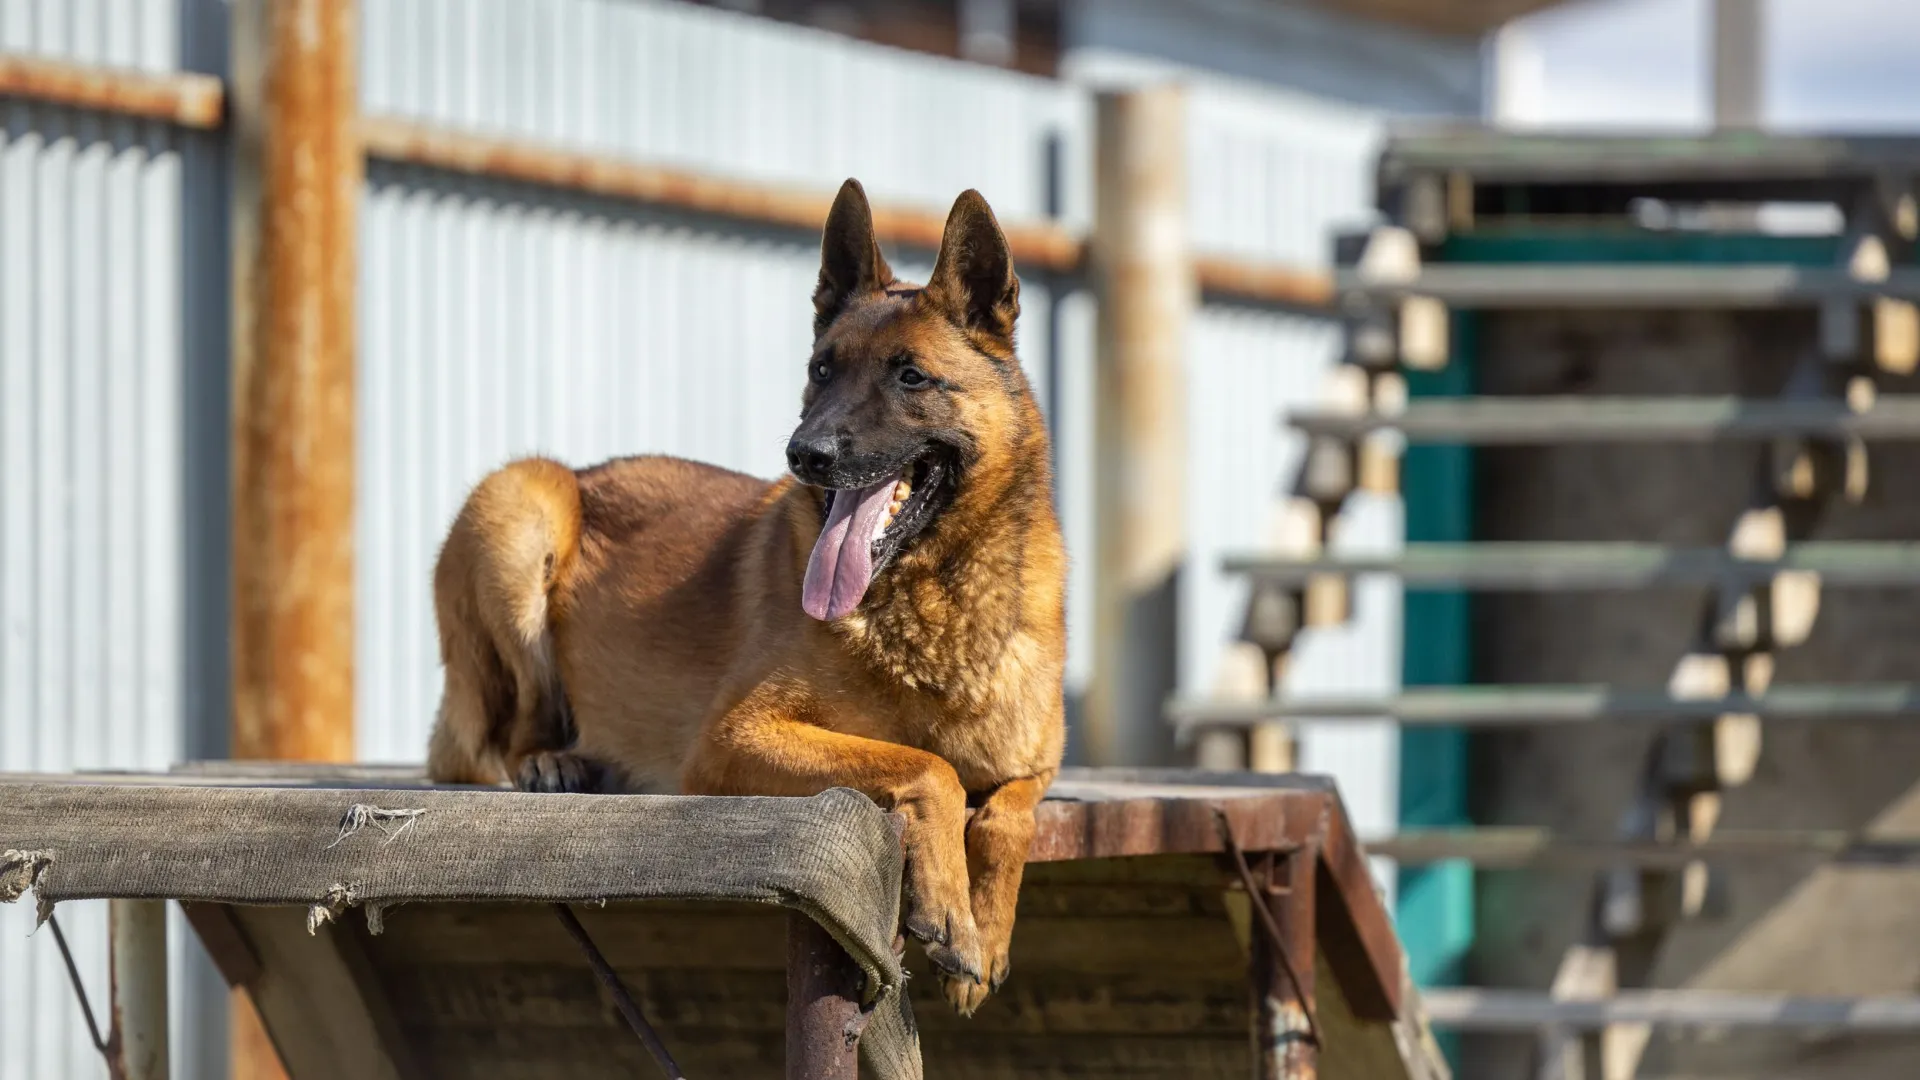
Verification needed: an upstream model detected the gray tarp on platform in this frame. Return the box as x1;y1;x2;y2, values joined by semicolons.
0;782;920;1080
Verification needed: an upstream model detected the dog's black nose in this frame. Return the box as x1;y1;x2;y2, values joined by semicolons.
787;434;841;480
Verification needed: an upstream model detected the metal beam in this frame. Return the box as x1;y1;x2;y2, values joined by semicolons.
1366;828;1920;869
0;53;223;127
1288;397;1920;443
1168;682;1920;729
110;899;172;1080
1339;264;1920;308
1425;989;1920;1032
1225;542;1920;589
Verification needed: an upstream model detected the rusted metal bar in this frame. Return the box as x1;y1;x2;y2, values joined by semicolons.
0;52;224;127
110;899;171;1080
1086;84;1194;767
1195;254;1336;310
228;0;360;766
360;115;1086;275
1253;849;1319;1080
228;4;361;1076
554;904;688;1079
48;913;112;1060
787;910;867;1080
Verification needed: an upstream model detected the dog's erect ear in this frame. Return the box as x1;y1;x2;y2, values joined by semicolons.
922;189;1020;354
814;179;895;336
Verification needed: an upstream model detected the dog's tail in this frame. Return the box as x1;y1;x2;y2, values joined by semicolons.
427;457;583;785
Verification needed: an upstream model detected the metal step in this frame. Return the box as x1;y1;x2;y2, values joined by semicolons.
1364;828;1920;869
1335;264;1920;309
1288;397;1920;444
1167;683;1920;730
1382;129;1920;183
1421;988;1920;1033
1224;542;1920;589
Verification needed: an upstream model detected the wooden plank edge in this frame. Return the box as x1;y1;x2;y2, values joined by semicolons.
1027;791;1308;862
1311;790;1404;1021
0;52;223;128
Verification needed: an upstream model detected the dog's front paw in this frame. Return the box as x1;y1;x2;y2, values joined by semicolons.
940;946;1007;1016
513;751;602;793
904;903;983;991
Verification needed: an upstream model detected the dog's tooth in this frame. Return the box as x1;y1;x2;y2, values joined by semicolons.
895;480;912;499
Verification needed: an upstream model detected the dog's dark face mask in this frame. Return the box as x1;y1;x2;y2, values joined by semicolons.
786;179;1021;622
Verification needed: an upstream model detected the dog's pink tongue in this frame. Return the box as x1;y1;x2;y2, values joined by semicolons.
802;475;900;621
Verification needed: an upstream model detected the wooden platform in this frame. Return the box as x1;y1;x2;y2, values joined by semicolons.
0;767;1448;1080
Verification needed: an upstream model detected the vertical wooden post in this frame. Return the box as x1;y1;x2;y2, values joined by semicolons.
1254;849;1317;1080
228;2;360;1076
1088;85;1193;767
110;899;172;1080
787;911;865;1080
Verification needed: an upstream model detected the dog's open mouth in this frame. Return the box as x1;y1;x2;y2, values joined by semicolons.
802;453;955;621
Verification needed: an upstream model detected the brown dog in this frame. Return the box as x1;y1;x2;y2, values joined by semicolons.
426;179;1067;1014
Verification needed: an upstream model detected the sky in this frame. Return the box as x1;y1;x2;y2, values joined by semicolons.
1497;0;1920;129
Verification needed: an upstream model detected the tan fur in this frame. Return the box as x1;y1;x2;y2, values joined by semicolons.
428;182;1066;1014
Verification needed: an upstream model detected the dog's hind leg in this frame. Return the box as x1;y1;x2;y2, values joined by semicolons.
429;457;596;789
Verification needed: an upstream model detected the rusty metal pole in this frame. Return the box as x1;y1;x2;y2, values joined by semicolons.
109;899;171;1080
228;2;361;1076
1087;85;1193;767
1253;850;1318;1080
787;911;866;1080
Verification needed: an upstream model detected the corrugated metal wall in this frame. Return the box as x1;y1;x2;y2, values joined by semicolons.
0;1;1427;1074
0;4;230;1078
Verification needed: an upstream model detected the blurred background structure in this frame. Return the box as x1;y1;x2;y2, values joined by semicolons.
8;1;1920;1078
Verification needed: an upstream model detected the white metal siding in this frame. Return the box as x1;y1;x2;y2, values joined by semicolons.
0;0;184;72
0;102;206;1080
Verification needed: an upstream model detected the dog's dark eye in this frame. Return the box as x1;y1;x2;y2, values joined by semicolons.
898;366;928;388
811;361;831;384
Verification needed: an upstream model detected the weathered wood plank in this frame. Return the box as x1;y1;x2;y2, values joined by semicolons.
379;963;1252;1036
232;906;413;1080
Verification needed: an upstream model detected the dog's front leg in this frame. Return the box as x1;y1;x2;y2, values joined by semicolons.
682;700;983;987
946;771;1051;1016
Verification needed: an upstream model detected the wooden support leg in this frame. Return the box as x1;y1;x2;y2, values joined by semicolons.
1252;850;1318;1080
111;899;171;1080
788;911;865;1080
